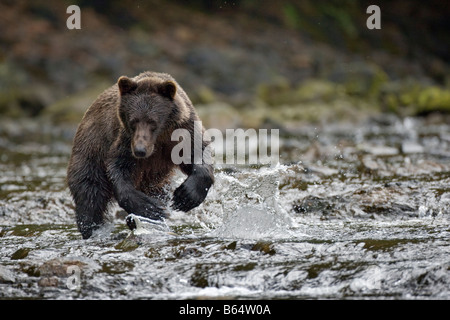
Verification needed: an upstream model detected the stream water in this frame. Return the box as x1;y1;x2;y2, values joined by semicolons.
0;116;449;299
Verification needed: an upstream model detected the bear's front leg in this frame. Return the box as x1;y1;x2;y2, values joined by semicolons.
116;184;167;219
107;156;168;221
172;164;214;212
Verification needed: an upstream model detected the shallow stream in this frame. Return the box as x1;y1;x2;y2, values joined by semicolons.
0;116;449;299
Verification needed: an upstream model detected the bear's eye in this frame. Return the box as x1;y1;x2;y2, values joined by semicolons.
148;121;157;132
129;119;138;129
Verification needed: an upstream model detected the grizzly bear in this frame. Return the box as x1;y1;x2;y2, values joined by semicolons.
67;71;214;239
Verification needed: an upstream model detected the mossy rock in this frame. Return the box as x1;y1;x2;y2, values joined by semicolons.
328;62;389;99
0;86;52;118
42;84;108;123
415;86;450;115
190;85;217;105
266;98;378;125
196;102;242;130
257;79;344;107
256;77;292;106
0;61;49;117
382;82;450;116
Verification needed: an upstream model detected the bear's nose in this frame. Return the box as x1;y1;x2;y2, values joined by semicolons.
134;146;147;158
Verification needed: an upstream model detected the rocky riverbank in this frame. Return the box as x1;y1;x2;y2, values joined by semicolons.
0;0;449;128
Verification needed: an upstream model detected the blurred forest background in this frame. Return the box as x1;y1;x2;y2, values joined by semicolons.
0;0;449;130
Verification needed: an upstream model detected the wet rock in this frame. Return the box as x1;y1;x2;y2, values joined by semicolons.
11;248;31;260
175;246;203;259
362;202;416;216
251;241;276;255
0;265;15;283
36;258;87;288
293;195;334;214
361;156;381;171
38;259;85;277
401;141;424;154
38;276;59;287
359;143;399;156
115;234;141;252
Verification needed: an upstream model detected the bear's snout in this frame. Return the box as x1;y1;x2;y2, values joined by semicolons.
133;145;149;158
132;123;154;158
132;142;155;158
132;140;154;158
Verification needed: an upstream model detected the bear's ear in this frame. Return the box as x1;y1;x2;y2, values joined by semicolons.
158;81;177;100
118;76;137;95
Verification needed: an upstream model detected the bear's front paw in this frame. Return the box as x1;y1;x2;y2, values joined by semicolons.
119;191;168;220
172;175;211;212
138;196;169;220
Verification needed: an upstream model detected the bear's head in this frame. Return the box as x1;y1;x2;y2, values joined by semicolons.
117;76;177;159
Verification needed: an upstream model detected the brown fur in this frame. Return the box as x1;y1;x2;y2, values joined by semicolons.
67;71;214;239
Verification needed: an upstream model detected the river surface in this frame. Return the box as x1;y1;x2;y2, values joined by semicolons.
0;116;449;299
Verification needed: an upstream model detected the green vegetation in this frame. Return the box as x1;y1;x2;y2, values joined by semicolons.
0;1;449;124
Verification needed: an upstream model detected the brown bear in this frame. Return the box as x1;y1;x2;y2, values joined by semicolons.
67;71;214;239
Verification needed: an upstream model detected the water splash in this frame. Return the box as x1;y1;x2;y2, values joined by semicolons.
126;214;173;236
208;165;294;239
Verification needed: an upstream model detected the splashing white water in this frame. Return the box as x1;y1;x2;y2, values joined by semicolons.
205;165;294;239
